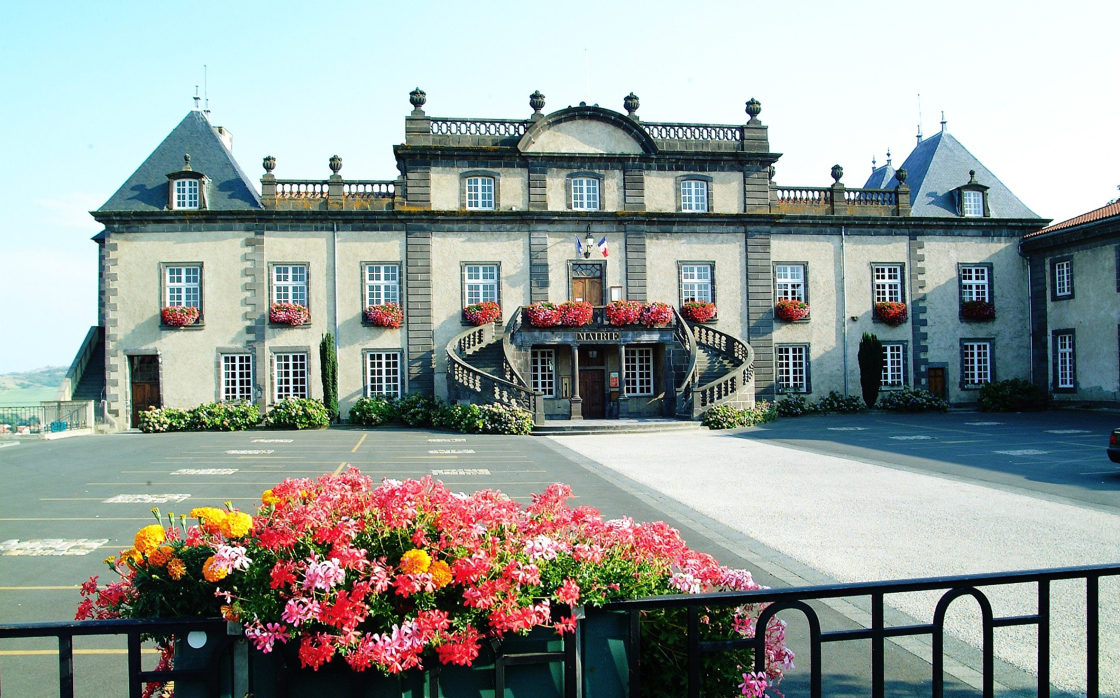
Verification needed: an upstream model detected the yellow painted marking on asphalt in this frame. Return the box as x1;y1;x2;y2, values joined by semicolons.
332;462;348;476
351;434;367;453
1;649;160;656
0;586;81;590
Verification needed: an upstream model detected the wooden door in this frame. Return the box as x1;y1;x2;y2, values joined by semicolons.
579;370;606;419
571;277;603;304
130;355;161;427
927;367;946;400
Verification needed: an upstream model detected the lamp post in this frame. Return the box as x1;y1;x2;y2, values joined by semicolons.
584;226;595;259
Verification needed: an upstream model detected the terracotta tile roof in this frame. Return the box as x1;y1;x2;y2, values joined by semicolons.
1025;200;1120;238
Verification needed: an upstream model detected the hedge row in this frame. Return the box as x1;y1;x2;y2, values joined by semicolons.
350;395;534;435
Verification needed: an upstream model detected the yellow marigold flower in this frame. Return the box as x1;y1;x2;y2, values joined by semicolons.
220;605;239;621
261;489;280;506
429;560;452;589
202;556;228;583
134;525;165;555
104;555;116;565
119;547;143;566
398;549;432;575
189;507;227;534
220;511;254;539
148;545;174;567
167;558;186;580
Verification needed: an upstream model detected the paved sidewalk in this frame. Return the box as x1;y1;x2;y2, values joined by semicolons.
548;428;1120;696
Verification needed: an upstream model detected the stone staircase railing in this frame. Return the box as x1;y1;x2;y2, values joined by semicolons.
446;321;545;425
673;309;699;418
687;323;755;419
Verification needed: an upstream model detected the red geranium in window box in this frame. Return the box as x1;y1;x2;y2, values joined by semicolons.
640;302;673;327
874;302;908;327
961;300;995;321
605;300;643;326
775;299;810;322
556;301;593;327
270;302;310;326
364;303;404;328
526;302;560;327
161;305;200;327
464;301;501;326
681;301;717;323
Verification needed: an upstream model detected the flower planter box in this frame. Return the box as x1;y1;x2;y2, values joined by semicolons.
681;301;717;323
874;302;908;327
775;300;809;322
961;300;995;322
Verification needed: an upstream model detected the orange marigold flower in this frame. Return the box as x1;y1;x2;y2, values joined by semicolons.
190;507;226;535
202;556;228;583
429;560;453;589
220;604;239;621
220;512;253;539
119;547;143;566
167;558;186;580
262;489;281;506
147;545;174;567
133;525;165;555
399;549;432;575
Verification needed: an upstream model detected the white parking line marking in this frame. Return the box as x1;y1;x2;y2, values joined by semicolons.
965;421;1002;426
171;468;238;475
428;438;467;443
1044;429;1089;434
994;449;1050;456
889;435;934;440
251;439;292;443
827;427;868;431
1;539;109;556
102;494;191;504
225;449;275;455
432;469;491;476
428;449;476;454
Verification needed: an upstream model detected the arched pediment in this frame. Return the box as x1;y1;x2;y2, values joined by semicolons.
518;106;658;155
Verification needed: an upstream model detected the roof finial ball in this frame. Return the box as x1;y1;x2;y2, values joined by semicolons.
329;155;343;174
529;90;546;120
745;98;762;124
263;155;276;174
831;164;844;183
409;87;427;116
624;92;640;119
183;153;192;171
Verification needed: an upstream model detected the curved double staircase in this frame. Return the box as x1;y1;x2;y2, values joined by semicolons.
446;307;754;425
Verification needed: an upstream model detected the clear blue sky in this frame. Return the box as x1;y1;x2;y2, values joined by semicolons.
1;0;1116;373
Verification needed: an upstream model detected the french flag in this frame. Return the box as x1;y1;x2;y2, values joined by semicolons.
597;236;609;257
574;236;584;256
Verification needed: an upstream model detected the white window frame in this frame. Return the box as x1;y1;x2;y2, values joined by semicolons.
365;351;402;398
570;178;600;211
463;264;499;306
221;354;254;402
166;266;201;308
960;266;990;303
962;190;984;217
1056;334;1075;389
531;349;555;397
273;352;308;401
881;344;905;388
1054;260;1072;298
873;265;903;304
173;179;199;210
365;264;400;307
776;345;808;393
273;265;309;307
624;347;654;397
680;264;713;304
962;341;991;387
775;264;806;302
680;180;708;212
465;176;495;210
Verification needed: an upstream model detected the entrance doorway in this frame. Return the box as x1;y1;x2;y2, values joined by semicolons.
570;262;603;304
577;345;606;419
927;367;947;400
130;355;161;427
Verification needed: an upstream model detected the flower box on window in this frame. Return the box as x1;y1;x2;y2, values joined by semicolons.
556;301;593;327
604;300;643;327
681;301;717;323
364;303;404;329
526;302;560;327
464;301;501;326
774;300;809;322
161;305;200;327
961;300;995;322
640;302;673;328
270;302;310;326
874;302;908;327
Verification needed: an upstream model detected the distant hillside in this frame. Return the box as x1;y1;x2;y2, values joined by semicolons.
0;366;67;392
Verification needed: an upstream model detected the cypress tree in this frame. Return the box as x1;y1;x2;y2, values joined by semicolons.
857;332;885;408
320;333;339;423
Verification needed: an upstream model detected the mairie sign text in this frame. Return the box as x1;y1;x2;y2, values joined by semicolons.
576;331;621;342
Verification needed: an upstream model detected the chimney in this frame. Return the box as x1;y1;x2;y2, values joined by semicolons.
213;126;233;151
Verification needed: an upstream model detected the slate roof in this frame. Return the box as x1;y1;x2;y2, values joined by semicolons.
1023;200;1120;238
873;132;1039;219
99;111;262;211
863;163;896;189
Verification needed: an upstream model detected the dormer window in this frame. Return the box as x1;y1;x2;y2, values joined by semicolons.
166;154;208;210
460;171;500;210
956;170;989;218
174;179;200;209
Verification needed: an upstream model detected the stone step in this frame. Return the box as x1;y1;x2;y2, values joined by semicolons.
532;419;703;436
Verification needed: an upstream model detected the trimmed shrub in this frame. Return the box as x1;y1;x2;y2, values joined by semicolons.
433;403;485;433
263;398;330;430
320;333;339;423
858;333;885;408
877;387;949;413
815;391;865;414
394;393;444;427
978;379;1047;412
187;401;261;431
348;396;397;426
775;395;816;417
137;407;191;433
701;401;776;430
478;403;534;435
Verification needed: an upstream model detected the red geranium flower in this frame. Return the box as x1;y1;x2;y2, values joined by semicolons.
681;301;717;323
464;302;501;326
874;302;908;326
364;303;403;328
161;305;199;327
775;299;810;322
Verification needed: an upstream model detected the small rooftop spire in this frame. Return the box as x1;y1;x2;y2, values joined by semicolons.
886;148;892;166
193;86;200;111
940;111;947;133
871;155;877;172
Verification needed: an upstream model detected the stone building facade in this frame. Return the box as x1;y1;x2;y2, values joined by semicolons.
83;90;1045;429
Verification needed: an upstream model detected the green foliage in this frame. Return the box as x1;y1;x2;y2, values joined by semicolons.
815;390;865;414
348;396;397;426
776;395;817;417
978;379;1047;412
700;401;776;429
186;402;261;431
263;398;330;430
477;403;535;435
432;403;485;433
394;393;445;427
319;334;339;423
640;607;759;698
858;333;886;408
876;387;949;413
351;395;534;435
137;407;192;433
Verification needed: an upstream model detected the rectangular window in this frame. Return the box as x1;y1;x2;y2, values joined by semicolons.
881;344;905;388
624;347;654;396
1055;333;1075;390
873;264;903;303
571;178;600;211
273;265;308;306
273;353;308;401
366;351;402;398
166;266;201;308
961;341;991;387
962;190;984;217
680;264;713;303
775;264;806;302
174;179;199;209
465;176;495;210
960;266;990;302
776;345;809;393
680;180;708;212
365;264;400;307
531;349;555;397
221;354;254;402
1054;260;1072;298
463;264;499;305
